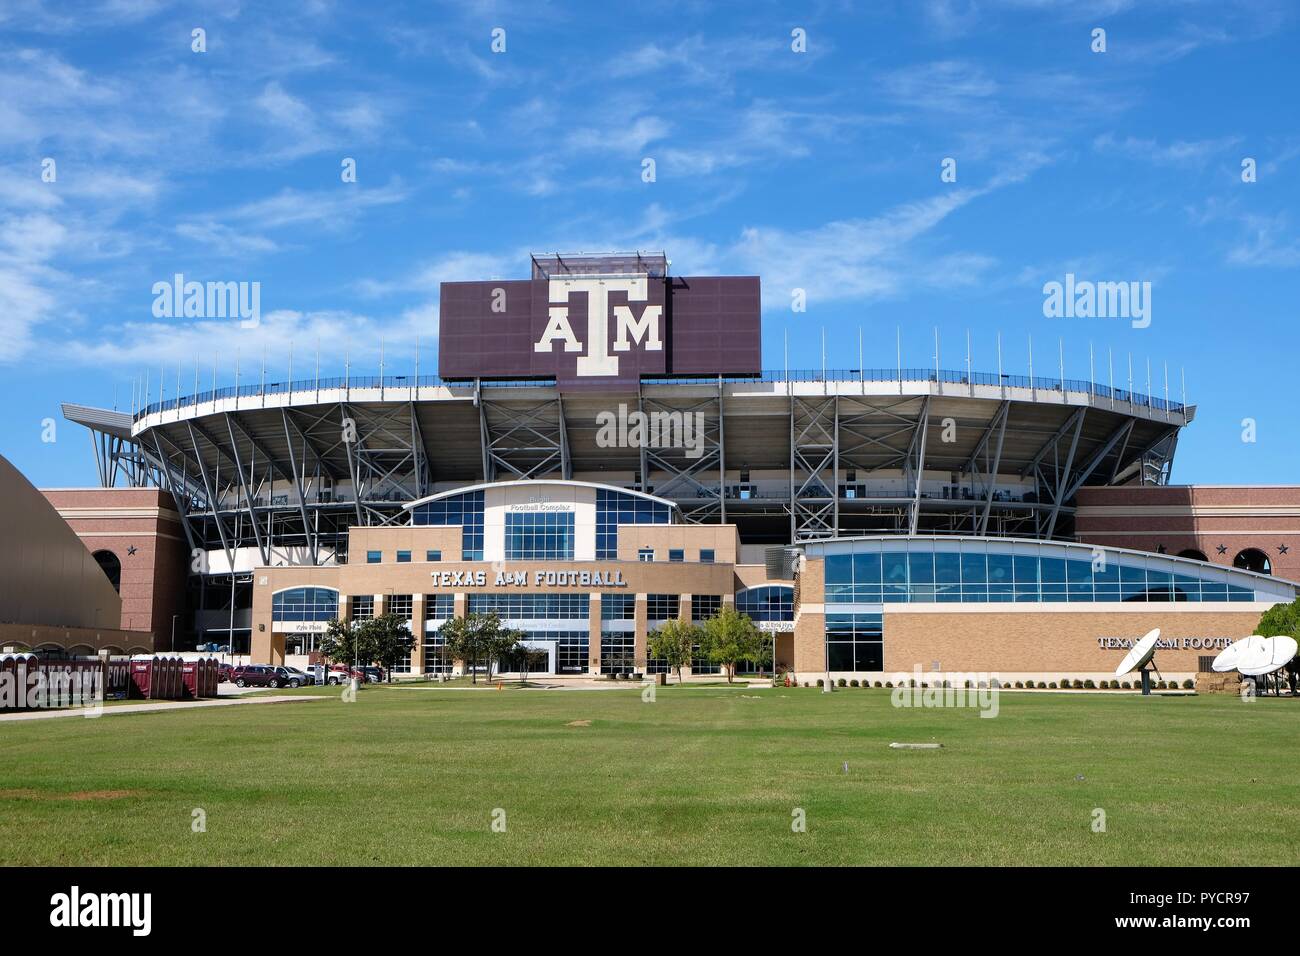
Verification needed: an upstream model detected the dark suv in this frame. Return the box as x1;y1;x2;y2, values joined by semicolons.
232;665;302;688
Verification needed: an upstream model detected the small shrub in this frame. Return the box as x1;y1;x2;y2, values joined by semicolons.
1182;678;1194;689
1060;677;1071;689
1014;681;1024;689
1037;681;1048;689
815;678;824;688
990;678;1001;689
885;681;893;688
1121;681;1131;689
1047;681;1057;689
874;681;883;688
849;679;859;687
1083;679;1096;689
1072;679;1084;689
837;678;847;687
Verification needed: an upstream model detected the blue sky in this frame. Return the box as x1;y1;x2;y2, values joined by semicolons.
1;0;1297;487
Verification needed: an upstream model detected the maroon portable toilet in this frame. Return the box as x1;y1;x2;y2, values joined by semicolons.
164;657;179;699
149;657;164;699
204;658;217;697
181;660;198;699
130;657;152;699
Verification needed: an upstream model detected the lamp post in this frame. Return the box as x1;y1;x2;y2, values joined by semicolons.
170;614;179;653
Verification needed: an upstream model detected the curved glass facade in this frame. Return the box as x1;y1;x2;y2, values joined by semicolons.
820;538;1273;604
596;488;673;559
735;585;795;623
271;587;339;621
410;490;484;560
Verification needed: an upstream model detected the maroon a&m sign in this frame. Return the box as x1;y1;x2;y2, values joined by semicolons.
438;257;760;391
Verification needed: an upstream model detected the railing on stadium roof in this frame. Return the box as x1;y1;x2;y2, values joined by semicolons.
132;367;1186;420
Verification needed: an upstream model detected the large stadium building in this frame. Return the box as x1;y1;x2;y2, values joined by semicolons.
57;253;1297;681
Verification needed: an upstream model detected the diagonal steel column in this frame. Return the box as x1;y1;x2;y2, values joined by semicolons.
908;397;930;536
224;414;270;565
281;408;319;565
977;403;1009;536
1044;410;1085;539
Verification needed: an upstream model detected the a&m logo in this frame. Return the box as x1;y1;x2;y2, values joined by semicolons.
534;276;662;377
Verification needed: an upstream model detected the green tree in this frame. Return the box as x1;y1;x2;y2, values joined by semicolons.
510;641;548;685
699;605;765;683
1257;598;1300;689
648;618;699;685
320;618;368;671
438;613;489;685
483;623;526;682
357;613;413;682
1256;598;1300;638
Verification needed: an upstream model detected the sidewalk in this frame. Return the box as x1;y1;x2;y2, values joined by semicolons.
0;694;329;722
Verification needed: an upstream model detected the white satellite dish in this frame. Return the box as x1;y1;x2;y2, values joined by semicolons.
1114;628;1161;677
1210;635;1268;673
1236;636;1298;677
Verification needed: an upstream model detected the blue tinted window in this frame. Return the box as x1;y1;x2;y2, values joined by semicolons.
817;542;1263;605
366;550;381;564
272;587;339;622
735;586;794;622
411;490;484;560
505;510;575;560
596;488;673;559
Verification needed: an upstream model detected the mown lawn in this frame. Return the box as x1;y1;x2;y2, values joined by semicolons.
1;685;1296;866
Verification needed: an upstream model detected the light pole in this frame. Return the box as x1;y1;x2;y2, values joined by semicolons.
170;614;179;653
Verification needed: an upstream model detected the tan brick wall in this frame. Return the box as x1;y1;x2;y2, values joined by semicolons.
615;524;739;563
883;607;1265;674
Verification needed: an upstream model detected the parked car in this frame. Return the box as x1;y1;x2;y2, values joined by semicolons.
282;666;315;686
218;662;236;683
232;665;293;688
359;666;385;684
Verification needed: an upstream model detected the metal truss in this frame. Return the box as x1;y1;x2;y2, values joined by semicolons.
789;393;838;541
639;382;724;524
67;379;1188;567
962;400;1010;536
478;389;570;482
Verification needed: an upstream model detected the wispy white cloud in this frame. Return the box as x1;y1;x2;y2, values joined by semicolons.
1093;132;1241;166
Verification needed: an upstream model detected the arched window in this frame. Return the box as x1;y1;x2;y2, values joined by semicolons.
1233;548;1271;575
271;587;340;622
1177;549;1208;562
735;586;795;623
93;550;121;593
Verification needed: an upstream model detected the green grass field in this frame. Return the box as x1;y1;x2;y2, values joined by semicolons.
1;685;1297;866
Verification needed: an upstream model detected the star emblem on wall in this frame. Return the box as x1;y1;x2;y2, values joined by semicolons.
1280;544;1290;555
1216;545;1227;555
126;545;138;556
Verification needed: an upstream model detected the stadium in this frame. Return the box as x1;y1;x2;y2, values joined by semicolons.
56;253;1295;682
